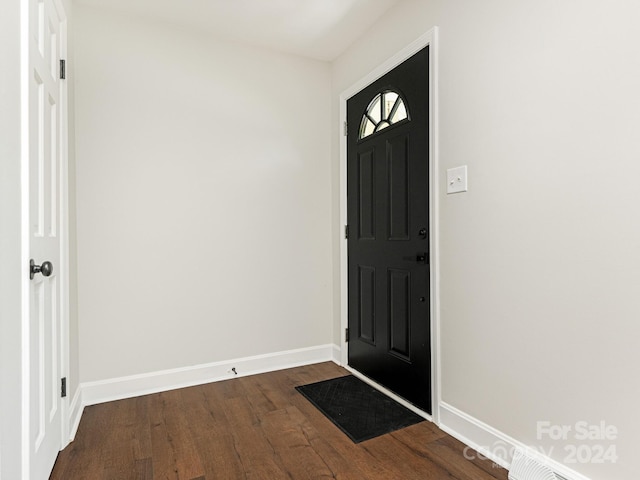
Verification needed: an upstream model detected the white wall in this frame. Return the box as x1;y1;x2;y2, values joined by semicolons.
332;1;640;479
75;6;333;382
0;2;24;477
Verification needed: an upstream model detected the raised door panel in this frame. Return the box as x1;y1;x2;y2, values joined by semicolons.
386;135;410;241
358;266;376;344
358;149;376;240
388;269;411;361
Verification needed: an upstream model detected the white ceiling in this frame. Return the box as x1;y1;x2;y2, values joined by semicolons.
74;0;403;61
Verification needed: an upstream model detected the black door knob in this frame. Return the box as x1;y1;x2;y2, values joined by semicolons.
30;259;53;280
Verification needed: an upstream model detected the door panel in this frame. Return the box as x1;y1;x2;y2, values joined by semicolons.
28;0;66;477
358;265;376;344
357;149;376;240
347;47;431;413
388;268;411;360
387;135;410;240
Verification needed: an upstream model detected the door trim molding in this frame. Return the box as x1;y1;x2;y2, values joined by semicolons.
339;27;440;423
58;1;71;449
20;0;30;476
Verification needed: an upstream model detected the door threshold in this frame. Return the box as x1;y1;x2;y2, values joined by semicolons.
344;366;432;422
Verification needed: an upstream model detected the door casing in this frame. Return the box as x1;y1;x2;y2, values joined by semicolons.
339;27;440;422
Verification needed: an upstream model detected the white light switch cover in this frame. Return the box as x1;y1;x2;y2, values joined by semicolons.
447;165;468;194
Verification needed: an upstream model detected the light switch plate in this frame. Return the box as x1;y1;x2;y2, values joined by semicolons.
447;165;468;194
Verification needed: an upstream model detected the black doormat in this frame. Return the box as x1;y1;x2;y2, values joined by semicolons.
295;375;424;443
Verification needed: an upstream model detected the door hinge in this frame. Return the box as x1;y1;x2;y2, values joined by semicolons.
343;121;348;136
344;225;349;239
60;59;66;80
345;328;350;342
61;377;67;398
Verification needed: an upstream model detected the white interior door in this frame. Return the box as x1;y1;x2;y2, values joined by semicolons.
27;0;67;478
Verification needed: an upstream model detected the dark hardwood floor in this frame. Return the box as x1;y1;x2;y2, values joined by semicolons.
50;362;508;480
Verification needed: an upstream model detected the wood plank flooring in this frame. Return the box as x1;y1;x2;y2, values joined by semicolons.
50;362;508;480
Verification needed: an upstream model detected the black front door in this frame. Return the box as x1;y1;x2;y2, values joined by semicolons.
347;47;431;413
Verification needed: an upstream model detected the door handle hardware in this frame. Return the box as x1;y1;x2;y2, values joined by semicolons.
416;253;428;264
418;228;427;239
30;259;53;280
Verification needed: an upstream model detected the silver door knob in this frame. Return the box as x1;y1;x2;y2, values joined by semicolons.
30;259;53;280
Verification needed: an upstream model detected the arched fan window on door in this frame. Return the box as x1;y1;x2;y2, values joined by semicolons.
359;90;409;140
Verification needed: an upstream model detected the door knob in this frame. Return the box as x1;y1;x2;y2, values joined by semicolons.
416;253;428;264
30;259;53;280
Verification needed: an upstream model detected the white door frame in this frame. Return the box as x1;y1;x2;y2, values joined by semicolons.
0;2;26;478
20;0;71;476
338;27;441;424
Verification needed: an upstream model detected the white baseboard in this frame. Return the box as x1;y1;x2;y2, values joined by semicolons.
439;402;592;480
80;344;335;407
331;344;341;365
68;387;84;442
